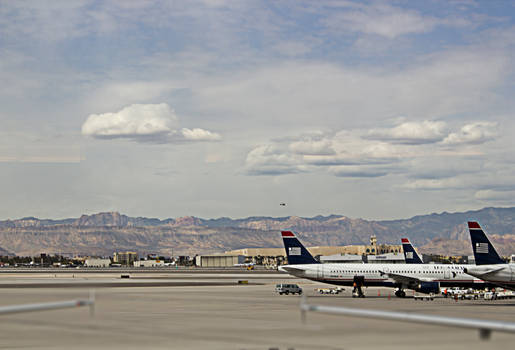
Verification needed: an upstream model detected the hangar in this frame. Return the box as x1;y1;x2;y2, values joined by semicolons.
195;255;246;267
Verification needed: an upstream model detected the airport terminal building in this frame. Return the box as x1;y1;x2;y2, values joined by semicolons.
224;235;404;267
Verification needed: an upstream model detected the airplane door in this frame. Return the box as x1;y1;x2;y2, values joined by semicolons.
317;265;324;279
511;265;515;282
444;269;451;279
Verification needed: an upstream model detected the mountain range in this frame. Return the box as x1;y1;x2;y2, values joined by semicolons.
0;207;514;257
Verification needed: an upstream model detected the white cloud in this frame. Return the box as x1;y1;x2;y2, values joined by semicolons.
244;144;305;175
244;128;404;176
244;118;500;178
323;3;470;39
181;128;221;141
442;121;497;145
400;178;465;190
331;129;406;162
329;165;389;178
82;103;220;143
365;120;447;144
289;137;335;155
82;103;176;139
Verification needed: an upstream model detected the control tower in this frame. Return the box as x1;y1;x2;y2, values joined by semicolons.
369;235;377;255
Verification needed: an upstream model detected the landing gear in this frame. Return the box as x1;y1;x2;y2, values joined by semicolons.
352;276;365;298
395;289;406;298
352;288;365;298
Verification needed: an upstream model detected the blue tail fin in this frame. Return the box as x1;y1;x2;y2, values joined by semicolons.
401;238;423;264
468;221;505;265
281;231;319;265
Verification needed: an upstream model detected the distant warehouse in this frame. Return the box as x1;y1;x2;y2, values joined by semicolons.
134;260;165;267
196;255;245;268
84;258;111;267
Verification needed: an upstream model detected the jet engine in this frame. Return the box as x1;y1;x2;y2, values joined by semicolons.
415;281;440;294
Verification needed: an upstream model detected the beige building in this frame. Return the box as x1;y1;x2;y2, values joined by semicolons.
224;235;402;265
225;248;285;256
225;245;402;259
113;251;138;266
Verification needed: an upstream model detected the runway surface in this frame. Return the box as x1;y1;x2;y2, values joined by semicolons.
0;270;513;349
0;270;293;288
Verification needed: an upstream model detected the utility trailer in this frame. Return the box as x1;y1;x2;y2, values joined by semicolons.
316;287;344;295
413;293;435;301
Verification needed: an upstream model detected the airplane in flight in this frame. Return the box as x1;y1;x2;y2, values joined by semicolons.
401;238;424;264
278;230;491;297
463;221;514;290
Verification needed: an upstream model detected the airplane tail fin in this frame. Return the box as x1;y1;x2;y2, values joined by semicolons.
281;231;319;265
468;221;505;265
401;238;423;264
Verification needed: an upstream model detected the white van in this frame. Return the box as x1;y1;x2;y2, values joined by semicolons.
275;283;302;295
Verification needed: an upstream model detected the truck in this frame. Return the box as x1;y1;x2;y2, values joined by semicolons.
275;283;303;295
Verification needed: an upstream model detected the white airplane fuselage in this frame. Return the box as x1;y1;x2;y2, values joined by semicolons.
280;262;489;292
464;264;515;288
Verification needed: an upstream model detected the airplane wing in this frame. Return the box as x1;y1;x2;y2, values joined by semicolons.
300;297;515;340
378;270;430;288
468;266;505;276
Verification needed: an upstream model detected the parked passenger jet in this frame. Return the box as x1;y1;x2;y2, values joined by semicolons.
401;238;423;264
463;221;515;290
279;230;490;297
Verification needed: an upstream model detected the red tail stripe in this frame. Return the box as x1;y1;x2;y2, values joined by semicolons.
401;238;409;243
468;221;481;229
281;231;295;237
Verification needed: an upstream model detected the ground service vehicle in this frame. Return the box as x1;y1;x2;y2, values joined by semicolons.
317;287;344;294
276;283;302;295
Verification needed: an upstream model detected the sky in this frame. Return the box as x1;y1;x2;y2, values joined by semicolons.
1;0;515;220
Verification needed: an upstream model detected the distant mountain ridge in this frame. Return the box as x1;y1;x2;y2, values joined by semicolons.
0;212;347;228
0;207;514;257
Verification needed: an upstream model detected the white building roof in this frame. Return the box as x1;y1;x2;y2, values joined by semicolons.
320;254;363;263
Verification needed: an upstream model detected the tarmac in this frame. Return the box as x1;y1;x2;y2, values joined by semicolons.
0;269;513;349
